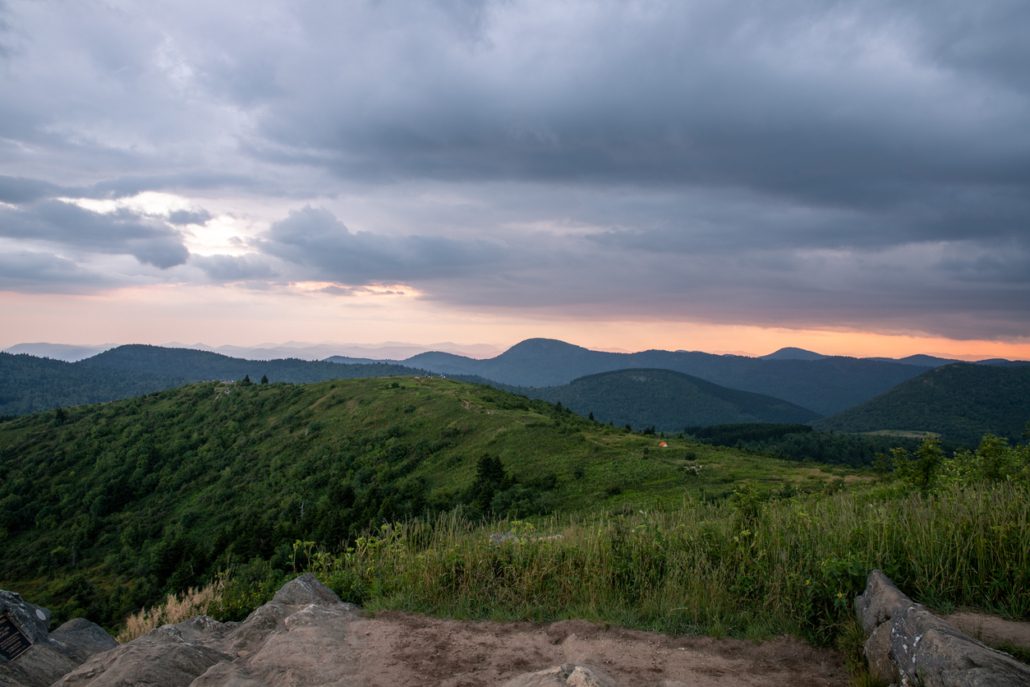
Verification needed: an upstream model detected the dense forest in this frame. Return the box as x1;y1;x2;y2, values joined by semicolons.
819;364;1030;445
523;368;818;430
686;424;926;466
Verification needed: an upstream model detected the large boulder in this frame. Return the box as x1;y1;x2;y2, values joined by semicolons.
855;570;1030;686
55;573;362;687
0;591;116;687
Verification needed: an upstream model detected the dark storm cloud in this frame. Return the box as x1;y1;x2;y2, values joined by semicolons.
0;200;189;268
0;1;1028;340
262;207;507;283
240;2;1030;201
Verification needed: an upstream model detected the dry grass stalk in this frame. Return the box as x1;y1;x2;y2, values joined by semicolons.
117;577;225;642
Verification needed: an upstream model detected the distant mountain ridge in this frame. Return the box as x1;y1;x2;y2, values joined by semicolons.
371;338;923;415
5;340;500;362
819;363;1030;445
525;368;819;430
0;345;423;416
6;338;1027;422
760;347;826;361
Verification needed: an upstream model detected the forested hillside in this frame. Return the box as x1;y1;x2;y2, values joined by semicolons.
527;369;819;430
819;364;1030;445
0;377;850;627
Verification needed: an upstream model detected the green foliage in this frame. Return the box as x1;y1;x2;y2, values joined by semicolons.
0;376;845;629
689;423;923;467
301;481;1029;646
528;369;818;431
820;363;1030;446
885;435;1029;491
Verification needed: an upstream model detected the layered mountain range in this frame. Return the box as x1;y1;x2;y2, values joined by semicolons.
2;338;1027;444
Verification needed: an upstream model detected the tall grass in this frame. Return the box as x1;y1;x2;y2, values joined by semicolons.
304;482;1029;644
117;577;224;642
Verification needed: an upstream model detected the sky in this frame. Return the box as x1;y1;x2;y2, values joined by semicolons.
1;0;1029;359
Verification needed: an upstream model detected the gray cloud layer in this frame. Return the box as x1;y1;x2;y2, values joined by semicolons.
263;207;507;283
0;198;189;268
0;0;1027;339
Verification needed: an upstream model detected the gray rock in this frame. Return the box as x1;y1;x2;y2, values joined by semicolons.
269;572;341;606
53;627;231;687
501;663;617;687
1;591;115;687
0;589;51;645
855;570;1030;687
862;620;895;685
49;618;118;663
854;569;910;635
192;602;360;686
889;605;1030;687
55;575;361;687
1;644;78;687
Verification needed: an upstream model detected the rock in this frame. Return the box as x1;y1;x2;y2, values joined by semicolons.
0;589;51;645
192;602;360;686
890;605;1030;687
855;569;1030;687
854;569;911;635
269;572;341;606
55;574;361;687
49;618;118;663
862;620;895;685
0;590;116;687
501;663;616;687
53;625;232;687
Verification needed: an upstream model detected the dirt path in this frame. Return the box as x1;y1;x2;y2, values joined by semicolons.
343;612;847;686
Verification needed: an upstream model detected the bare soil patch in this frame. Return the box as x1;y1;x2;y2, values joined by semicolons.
344;612;847;687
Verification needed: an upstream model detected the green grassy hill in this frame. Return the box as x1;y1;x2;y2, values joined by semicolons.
819;363;1030;445
527;368;819;430
0;376;853;627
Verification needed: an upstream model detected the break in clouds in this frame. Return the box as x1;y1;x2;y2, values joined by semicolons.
0;0;1028;339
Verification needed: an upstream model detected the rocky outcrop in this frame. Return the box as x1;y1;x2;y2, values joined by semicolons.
855;570;1030;686
52;574;622;687
0;590;116;687
54;574;361;687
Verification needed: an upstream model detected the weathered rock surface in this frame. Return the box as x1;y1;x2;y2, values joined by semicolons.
855;569;1030;686
0;591;116;687
54;574;361;687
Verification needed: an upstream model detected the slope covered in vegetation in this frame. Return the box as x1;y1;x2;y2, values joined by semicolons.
527;368;819;430
0;377;851;628
819;363;1030;445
